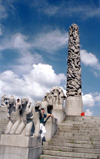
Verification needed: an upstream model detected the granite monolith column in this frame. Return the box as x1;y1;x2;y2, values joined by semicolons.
65;24;83;115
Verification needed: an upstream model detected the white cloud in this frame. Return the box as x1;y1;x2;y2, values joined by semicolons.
44;6;59;16
32;0;100;19
24;63;66;87
0;28;2;36
33;29;68;53
0;29;68;54
0;33;31;52
82;93;95;107
0;1;7;19
10;33;31;51
85;109;93;116
0;63;66;104
94;93;100;102
12;52;43;75
80;49;100;67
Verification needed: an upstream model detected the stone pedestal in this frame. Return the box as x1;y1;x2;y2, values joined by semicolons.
45;117;58;141
65;96;83;116
0;135;43;159
52;109;66;123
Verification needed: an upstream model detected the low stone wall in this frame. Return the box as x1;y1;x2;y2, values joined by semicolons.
0;106;8;120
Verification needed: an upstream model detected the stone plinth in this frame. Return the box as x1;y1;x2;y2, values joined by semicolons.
66;96;83;116
0;135;43;159
0;106;8;120
45;117;58;141
52;108;66;123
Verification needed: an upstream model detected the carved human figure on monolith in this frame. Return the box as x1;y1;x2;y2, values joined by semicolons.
66;23;83;115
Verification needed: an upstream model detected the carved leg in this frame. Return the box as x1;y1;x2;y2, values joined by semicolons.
5;120;13;134
25;121;33;136
10;118;21;135
15;121;25;135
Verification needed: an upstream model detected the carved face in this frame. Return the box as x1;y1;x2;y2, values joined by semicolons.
25;102;32;114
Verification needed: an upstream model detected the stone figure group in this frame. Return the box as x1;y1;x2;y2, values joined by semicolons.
1;95;40;137
42;87;66;110
1;87;65;137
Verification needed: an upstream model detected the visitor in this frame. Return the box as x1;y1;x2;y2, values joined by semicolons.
17;99;20;103
40;107;53;144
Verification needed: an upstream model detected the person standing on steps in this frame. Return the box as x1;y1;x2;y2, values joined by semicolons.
40;107;53;144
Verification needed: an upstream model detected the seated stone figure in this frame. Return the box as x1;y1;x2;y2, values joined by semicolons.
25;101;34;136
5;95;16;134
33;101;42;137
10;98;22;135
15;97;29;135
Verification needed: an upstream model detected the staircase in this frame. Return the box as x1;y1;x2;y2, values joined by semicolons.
40;116;100;159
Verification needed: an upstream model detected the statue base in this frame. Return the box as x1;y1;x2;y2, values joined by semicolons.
0;135;43;159
65;96;83;116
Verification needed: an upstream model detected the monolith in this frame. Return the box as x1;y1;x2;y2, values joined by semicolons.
65;24;83;115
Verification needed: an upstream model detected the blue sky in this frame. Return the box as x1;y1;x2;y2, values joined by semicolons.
0;0;100;116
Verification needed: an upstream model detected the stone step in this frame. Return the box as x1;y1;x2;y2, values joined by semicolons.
59;123;100;126
53;134;100;141
51;138;100;144
58;126;100;129
63;119;100;122
39;155;98;159
56;132;100;137
58;128;100;132
62;123;100;126
64;120;100;123
48;141;97;149
58;130;100;133
43;145;100;154
63;121;100;124
65;116;100;120
41;116;100;158
39;155;89;159
42;150;99;158
61;124;100;128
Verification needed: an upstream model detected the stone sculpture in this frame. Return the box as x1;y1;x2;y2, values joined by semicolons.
5;95;16;134
34;87;66;123
50;86;66;109
25;101;33;136
4;96;40;137
33;101;42;137
1;96;43;159
1;94;9;107
37;87;66;113
10;98;22;135
67;23;82;97
66;23;83;115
